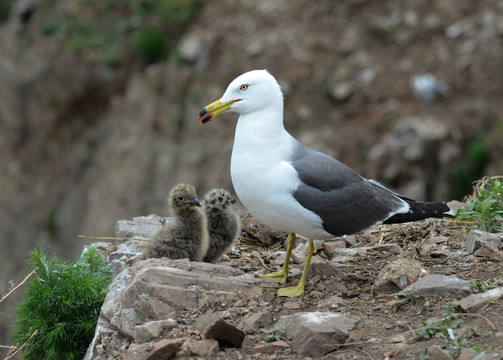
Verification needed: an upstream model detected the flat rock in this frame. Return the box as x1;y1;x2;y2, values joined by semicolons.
426;344;453;360
179;339;219;357
402;274;471;298
115;214;166;239
317;295;346;309
122;338;185;360
420;236;450;257
454;287;503;313
253;340;290;354
323;240;347;258
238;311;273;333
465;230;503;254
277;312;358;357
473;352;503;360
133;319;178;343
85;259;273;358
473;241;503;260
309;257;348;279
194;313;245;347
373;258;428;293
333;247;369;258
370;243;403;255
84;215;168;273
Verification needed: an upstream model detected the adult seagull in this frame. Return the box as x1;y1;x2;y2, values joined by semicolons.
198;69;451;297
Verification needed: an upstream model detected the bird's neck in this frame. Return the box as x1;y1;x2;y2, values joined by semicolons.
177;208;202;223
233;107;292;151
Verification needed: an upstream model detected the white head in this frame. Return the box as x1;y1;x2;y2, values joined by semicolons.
198;70;284;124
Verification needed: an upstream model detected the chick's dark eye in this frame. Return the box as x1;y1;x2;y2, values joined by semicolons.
177;196;184;201
240;84;248;91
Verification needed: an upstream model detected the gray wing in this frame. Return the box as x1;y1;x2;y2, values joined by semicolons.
289;142;408;236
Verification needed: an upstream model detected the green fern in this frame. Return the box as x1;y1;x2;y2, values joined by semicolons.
12;246;112;360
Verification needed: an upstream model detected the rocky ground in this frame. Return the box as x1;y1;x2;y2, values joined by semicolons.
83;205;503;360
2;0;503;355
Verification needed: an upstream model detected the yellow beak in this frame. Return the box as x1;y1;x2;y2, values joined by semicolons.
198;98;240;125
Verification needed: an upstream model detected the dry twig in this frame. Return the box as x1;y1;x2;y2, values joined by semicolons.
0;269;36;304
3;329;39;360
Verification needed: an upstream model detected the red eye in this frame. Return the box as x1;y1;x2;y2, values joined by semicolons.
240;84;249;91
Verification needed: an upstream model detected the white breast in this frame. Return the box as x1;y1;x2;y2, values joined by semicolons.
230;115;333;240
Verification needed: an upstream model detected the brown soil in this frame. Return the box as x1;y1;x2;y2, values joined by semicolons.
165;218;503;359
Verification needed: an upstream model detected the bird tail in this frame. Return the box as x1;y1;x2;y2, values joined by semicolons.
384;199;454;224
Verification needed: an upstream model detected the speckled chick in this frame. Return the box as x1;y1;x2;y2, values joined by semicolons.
142;183;209;261
202;188;242;263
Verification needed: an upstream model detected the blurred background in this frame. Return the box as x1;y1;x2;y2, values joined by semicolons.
1;0;503;352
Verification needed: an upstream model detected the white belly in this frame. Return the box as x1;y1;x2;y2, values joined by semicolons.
231;149;333;240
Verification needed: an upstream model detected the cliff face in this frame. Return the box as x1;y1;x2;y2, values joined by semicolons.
1;0;503;351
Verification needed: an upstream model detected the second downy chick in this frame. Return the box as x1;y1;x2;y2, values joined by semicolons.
142;183;209;261
202;188;242;263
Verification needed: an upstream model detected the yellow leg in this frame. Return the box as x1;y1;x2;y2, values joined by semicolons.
259;233;296;285
277;239;314;297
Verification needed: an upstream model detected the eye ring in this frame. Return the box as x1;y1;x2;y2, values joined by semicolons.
240;84;249;91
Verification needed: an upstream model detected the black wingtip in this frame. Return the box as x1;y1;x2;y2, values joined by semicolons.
384;201;453;224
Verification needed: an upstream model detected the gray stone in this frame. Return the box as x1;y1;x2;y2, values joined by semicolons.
465;230;503;254
179;339;219;357
115;214;166;239
84;319;130;360
333;247;369;258
194;313;245;347
325;281;348;294
323;240;347;258
426;345;453;360
473;241;502;260
373;258;428;293
122;338;185;360
85;259;272;358
454;287;503;313
253;340;290;354
177;32;206;62
317;295;346;309
371;243;403;255
277;312;358;357
238;311;273;333
402;275;471;298
473;351;503;360
133;320;178;343
309;257;348;279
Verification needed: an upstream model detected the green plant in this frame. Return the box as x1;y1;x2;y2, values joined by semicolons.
456;177;503;233
30;0;203;66
134;28;168;64
12;246;112;360
260;323;286;342
468;280;494;294
415;303;489;357
415;303;463;341
390;290;418;305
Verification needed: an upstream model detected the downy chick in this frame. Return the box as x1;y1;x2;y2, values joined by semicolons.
202;188;241;263
142;183;209;261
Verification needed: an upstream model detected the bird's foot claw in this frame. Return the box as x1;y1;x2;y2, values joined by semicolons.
258;271;287;285
277;284;304;298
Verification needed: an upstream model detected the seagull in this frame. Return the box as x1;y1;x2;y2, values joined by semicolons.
198;69;452;297
142;183;209;262
202;188;242;263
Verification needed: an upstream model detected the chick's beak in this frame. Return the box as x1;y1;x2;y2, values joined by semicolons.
198;98;240;125
187;197;202;207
